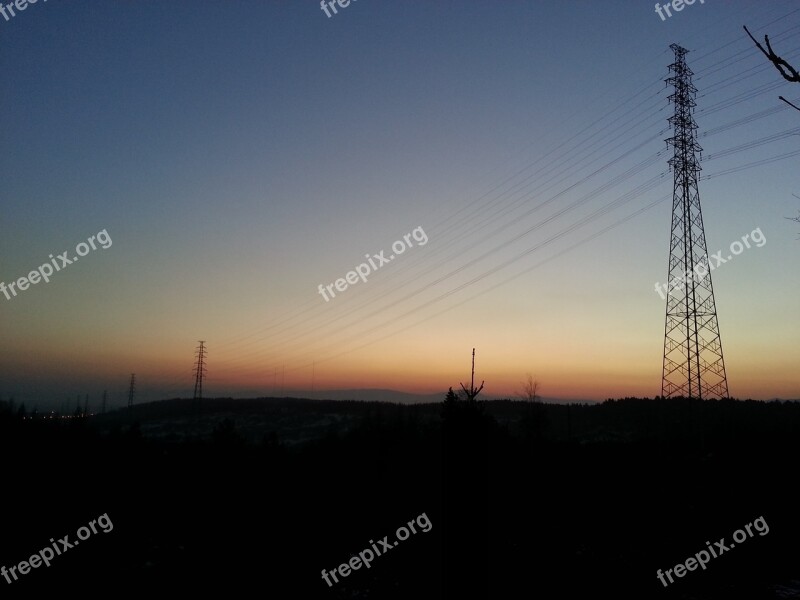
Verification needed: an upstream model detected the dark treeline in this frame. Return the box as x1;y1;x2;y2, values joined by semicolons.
1;395;798;598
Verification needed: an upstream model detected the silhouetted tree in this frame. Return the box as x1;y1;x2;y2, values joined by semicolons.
441;373;491;600
517;375;546;441
517;373;540;403
442;386;471;422
459;348;484;402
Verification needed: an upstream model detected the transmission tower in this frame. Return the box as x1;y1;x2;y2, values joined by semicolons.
193;341;207;401
128;374;136;409
102;390;107;414
661;44;729;400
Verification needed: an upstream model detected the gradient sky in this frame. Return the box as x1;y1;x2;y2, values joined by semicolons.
1;0;798;409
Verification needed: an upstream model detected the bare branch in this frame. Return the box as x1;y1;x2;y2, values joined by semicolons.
460;380;484;401
744;26;800;83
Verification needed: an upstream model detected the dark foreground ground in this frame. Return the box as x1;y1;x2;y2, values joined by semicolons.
2;396;800;598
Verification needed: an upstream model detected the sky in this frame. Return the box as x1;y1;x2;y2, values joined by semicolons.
1;0;798;409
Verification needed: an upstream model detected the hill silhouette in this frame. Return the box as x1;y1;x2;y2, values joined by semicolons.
1;396;799;598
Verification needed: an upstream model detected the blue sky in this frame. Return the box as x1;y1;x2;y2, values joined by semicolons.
1;1;798;409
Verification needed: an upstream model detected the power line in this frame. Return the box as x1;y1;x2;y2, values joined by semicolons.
152;5;791;398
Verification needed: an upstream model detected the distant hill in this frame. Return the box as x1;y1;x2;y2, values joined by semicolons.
88;393;602;446
294;388;596;404
298;388;444;403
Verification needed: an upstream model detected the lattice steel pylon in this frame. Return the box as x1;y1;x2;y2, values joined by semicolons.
128;374;136;409
661;44;729;400
193;341;207;401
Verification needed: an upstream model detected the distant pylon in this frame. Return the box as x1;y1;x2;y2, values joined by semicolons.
102;390;107;414
660;44;729;400
128;374;136;409
193;341;207;401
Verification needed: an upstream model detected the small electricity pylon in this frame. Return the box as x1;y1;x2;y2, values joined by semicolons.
193;341;207;401
127;374;136;409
